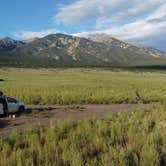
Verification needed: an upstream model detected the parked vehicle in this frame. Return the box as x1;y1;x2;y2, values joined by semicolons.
0;96;25;115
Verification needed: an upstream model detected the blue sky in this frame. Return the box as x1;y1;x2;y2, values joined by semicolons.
0;0;166;51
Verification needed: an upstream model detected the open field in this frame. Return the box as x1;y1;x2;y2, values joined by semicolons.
0;104;166;166
1;68;166;104
0;68;166;165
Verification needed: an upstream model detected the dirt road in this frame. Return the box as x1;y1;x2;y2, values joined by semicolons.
0;103;149;136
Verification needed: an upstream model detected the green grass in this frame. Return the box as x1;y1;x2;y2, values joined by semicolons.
0;105;166;166
0;68;166;165
1;68;166;104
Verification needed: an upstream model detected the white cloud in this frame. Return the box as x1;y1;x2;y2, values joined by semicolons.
54;0;130;26
15;28;59;40
54;0;165;28
111;0;164;22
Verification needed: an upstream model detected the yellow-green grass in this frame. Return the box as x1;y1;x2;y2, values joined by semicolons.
0;105;166;166
0;68;166;104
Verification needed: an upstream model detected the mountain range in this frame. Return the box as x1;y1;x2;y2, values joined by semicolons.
0;33;165;67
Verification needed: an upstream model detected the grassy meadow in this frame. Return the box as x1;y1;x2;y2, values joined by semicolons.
0;105;166;166
0;68;166;166
0;68;166;104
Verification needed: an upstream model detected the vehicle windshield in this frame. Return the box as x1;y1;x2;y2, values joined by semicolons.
7;97;18;103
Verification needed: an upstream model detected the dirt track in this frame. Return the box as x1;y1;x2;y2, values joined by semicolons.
0;104;148;136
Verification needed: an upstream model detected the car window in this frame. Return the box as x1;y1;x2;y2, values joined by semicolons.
7;97;17;103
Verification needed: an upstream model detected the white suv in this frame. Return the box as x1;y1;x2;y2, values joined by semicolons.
0;96;25;115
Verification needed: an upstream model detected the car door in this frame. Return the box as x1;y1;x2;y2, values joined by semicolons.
0;97;6;115
0;104;4;115
7;97;19;113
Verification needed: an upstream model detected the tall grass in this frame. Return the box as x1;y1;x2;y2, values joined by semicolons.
0;105;166;166
1;68;166;104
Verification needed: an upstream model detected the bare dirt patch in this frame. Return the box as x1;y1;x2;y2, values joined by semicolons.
0;103;149;136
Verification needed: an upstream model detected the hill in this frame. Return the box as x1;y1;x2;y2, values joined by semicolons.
0;33;165;67
86;33;165;58
0;37;25;51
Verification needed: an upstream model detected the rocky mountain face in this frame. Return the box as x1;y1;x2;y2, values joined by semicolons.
23;37;39;44
86;33;165;58
138;46;165;58
0;33;165;67
0;37;25;51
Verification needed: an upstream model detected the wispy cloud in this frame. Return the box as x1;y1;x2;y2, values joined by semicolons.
15;28;59;40
54;0;165;28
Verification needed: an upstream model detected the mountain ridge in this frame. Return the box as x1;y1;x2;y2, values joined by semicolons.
86;33;165;58
0;37;25;51
0;33;165;67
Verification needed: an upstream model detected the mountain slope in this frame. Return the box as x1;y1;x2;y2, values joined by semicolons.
0;33;165;67
86;33;165;58
0;37;25;51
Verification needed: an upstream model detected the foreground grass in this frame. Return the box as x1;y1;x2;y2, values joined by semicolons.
1;68;166;104
0;105;166;166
